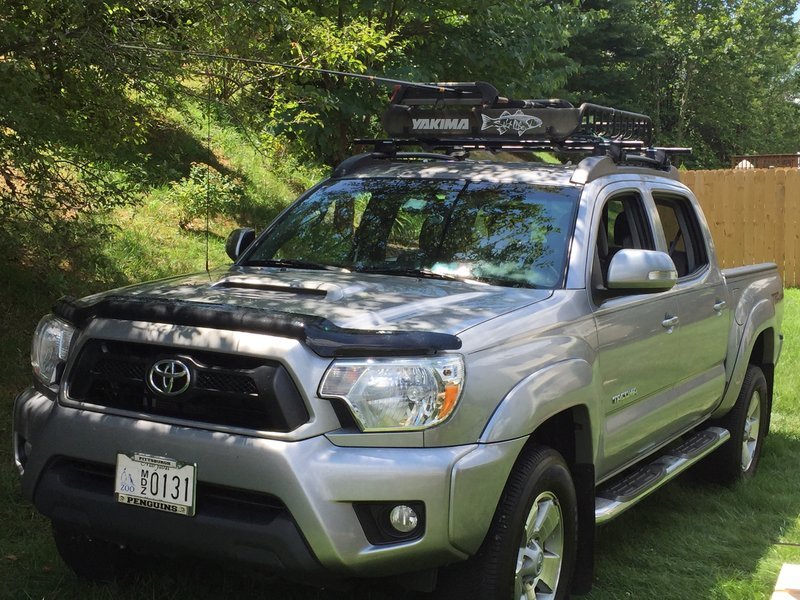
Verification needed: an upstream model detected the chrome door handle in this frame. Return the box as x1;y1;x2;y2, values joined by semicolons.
714;300;727;312
662;315;679;329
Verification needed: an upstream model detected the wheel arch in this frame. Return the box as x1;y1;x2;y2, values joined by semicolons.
713;296;780;422
478;376;597;596
479;358;598;462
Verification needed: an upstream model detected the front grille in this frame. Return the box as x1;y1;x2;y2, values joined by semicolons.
67;340;309;432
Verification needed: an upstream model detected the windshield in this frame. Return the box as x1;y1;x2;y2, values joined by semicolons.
243;178;580;288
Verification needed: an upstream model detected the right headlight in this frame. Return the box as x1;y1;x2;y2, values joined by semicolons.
319;355;465;432
31;315;76;386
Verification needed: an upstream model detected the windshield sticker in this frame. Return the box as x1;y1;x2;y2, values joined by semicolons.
411;118;470;132
480;110;544;137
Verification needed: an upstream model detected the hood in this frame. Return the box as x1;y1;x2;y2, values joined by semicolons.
90;266;552;335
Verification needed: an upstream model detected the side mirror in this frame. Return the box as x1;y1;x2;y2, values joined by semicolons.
607;249;677;292
225;228;256;261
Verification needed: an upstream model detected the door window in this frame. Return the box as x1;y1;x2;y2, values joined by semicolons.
653;195;708;278
592;193;655;294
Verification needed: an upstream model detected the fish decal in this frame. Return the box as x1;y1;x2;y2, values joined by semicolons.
480;110;544;137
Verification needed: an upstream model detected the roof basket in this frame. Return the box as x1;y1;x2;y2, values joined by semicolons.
382;81;654;146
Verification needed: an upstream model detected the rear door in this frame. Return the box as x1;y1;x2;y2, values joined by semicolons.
649;187;730;421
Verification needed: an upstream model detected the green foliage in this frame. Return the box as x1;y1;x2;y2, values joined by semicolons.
0;0;184;230
0;0;798;258
564;0;800;167
165;163;245;229
184;1;581;164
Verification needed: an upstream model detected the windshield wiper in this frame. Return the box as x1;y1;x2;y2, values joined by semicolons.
355;267;463;281
356;266;540;288
245;258;348;272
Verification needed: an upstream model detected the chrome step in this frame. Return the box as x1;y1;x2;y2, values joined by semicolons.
595;426;730;525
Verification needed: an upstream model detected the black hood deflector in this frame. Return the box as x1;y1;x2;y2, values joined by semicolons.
53;295;462;358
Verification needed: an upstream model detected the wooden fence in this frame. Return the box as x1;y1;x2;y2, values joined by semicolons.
680;168;800;287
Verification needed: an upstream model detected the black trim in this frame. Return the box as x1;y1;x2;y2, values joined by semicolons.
215;280;328;296
53;296;462;358
571;462;595;595
35;458;327;579
352;501;426;545
32;377;58;401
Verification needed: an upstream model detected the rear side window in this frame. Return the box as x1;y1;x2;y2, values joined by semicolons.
654;194;708;278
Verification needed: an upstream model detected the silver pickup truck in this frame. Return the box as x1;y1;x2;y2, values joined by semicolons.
12;84;783;599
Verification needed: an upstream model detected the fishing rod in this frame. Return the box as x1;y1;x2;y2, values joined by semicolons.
114;43;457;93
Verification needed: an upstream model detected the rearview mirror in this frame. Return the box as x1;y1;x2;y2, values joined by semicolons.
607;249;677;291
225;228;256;261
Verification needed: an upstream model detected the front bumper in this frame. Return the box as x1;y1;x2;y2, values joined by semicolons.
13;387;524;579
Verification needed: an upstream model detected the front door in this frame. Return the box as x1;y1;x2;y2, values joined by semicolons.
589;187;684;478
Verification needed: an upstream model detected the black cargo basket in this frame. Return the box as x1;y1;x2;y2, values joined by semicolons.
381;81;653;146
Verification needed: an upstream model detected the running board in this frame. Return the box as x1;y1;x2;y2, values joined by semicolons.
595;427;730;525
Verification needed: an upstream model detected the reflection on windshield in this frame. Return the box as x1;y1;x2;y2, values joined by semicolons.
243;178;580;288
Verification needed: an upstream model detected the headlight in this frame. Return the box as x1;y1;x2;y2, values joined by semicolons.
319;356;465;431
31;315;76;386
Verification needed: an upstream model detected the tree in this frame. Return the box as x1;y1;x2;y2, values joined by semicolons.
561;0;799;167
186;1;581;165
0;0;199;238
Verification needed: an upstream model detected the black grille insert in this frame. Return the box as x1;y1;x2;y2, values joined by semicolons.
67;340;309;431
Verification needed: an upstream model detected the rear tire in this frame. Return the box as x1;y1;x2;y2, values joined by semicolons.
52;523;134;582
704;364;768;483
438;444;578;600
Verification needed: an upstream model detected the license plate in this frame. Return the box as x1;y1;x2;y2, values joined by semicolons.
115;453;196;517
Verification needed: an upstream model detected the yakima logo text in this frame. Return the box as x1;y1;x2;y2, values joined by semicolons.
411;118;470;131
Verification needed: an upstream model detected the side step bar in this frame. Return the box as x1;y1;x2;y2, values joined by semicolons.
595;427;730;525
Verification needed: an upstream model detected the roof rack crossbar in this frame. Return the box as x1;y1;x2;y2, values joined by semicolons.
344;139;689;173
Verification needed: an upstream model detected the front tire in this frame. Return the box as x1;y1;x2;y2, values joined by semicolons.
440;444;578;599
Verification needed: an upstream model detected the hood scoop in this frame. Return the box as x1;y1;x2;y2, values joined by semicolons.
215;279;328;297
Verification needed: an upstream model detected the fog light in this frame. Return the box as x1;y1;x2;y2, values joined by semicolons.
389;504;418;533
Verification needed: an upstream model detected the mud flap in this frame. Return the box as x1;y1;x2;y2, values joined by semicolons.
570;462;595;595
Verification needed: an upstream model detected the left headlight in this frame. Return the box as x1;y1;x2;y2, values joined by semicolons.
31;315;76;386
319;355;465;432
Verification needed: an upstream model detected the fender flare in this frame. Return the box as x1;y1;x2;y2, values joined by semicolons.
479;358;597;463
713;298;776;418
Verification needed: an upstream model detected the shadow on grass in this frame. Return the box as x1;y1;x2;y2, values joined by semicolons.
136;120;238;188
588;430;800;599
231;198;284;233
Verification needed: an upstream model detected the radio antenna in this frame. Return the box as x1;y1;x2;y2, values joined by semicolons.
204;65;212;279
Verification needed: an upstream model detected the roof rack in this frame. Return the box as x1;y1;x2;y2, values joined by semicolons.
356;81;691;171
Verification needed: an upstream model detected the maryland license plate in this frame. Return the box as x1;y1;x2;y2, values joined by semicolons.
115;453;197;517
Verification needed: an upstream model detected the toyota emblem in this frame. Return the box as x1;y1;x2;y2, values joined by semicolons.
148;359;191;396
